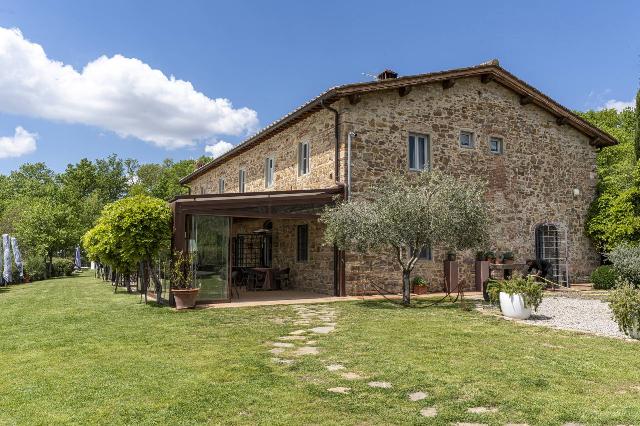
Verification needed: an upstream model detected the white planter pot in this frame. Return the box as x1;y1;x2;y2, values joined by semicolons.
499;292;532;320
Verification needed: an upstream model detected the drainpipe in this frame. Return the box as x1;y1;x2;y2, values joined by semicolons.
347;131;357;200
320;100;340;182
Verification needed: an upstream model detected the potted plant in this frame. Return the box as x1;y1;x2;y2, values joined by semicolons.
485;250;497;263
487;276;544;320
475;251;486;261
170;251;199;310
608;281;640;339
502;251;514;265
446;251;457;261
412;276;429;295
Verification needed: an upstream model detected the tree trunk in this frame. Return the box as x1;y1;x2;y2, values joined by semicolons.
402;269;411;306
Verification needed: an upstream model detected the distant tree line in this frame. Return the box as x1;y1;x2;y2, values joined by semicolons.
0;154;206;280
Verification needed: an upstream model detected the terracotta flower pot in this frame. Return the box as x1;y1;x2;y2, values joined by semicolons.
413;285;429;295
503;259;514;265
172;288;199;310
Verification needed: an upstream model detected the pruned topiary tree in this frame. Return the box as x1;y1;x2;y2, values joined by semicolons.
321;171;489;305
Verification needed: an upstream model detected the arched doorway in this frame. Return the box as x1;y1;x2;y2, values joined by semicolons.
534;223;569;286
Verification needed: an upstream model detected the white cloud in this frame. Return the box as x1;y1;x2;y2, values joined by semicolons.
0;126;37;159
204;140;234;158
0;27;259;149
600;99;635;112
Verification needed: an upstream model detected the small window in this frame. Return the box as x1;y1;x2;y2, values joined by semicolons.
489;137;504;154
296;224;308;262
410;245;432;261
459;131;474;149
199;186;205;195
298;142;310;176
238;169;245;193
408;133;430;171
265;157;275;188
218;178;225;194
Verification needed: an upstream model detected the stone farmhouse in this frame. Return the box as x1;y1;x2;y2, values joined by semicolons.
171;60;617;303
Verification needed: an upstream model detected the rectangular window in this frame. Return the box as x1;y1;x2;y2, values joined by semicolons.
218;178;225;194
410;245;432;261
408;133;430;171
238;169;245;193
199;186;205;195
459;131;474;148
298;141;310;176
296;224;309;262
489;137;504;154
265;157;275;188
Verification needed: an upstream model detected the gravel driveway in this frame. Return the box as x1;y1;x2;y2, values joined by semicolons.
521;295;628;339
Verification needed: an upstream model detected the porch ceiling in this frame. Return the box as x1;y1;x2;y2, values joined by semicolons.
171;186;344;219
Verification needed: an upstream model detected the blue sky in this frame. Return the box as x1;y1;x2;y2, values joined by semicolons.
0;0;638;174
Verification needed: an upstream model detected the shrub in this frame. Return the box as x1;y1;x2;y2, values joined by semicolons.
487;276;544;311
24;256;46;282
608;244;640;288
591;265;618;290
51;257;75;277
608;280;640;337
412;276;427;287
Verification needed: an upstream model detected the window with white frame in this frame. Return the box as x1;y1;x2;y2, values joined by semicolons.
298;141;310;176
459;131;474;148
489;136;504;154
218;177;225;194
265;157;275;188
408;133;430;171
238;169;246;193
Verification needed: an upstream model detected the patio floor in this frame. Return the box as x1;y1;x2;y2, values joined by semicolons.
202;289;484;309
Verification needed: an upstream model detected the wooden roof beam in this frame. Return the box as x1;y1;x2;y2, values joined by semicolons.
398;86;412;97
520;95;533;106
480;74;494;84
348;94;361;105
442;79;455;90
556;116;568;126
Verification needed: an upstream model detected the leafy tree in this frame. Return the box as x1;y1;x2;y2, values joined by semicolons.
578;107;640;250
321;171;489;305
636;89;640;161
83;195;171;280
129;158;196;200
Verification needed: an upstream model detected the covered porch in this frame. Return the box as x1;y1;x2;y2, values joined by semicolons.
170;187;346;304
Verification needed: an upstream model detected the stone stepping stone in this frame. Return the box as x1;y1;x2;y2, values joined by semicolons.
419;407;437;417
467;407;498;414
409;391;428;401
289;329;307;335
271;357;294;365
341;372;363;380
306;340;318;345
269;348;285;355
368;381;393;388
279;335;307;341
327;387;350;394
271;342;295;348
310;326;335;334
294;346;319;356
294;321;311;325
326;364;345;372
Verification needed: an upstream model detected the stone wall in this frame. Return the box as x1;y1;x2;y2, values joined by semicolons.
340;76;599;292
232;218;334;295
189;109;338;194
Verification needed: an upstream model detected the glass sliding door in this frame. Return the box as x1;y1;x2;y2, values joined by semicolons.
188;215;230;301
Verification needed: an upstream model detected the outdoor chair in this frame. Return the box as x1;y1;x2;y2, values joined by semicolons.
275;267;290;290
230;269;243;298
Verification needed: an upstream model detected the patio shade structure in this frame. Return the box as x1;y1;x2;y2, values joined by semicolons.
170;186;347;302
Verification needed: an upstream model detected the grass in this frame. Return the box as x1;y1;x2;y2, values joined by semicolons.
0;272;639;425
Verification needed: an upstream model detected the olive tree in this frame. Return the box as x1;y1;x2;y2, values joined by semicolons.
321;171;489;305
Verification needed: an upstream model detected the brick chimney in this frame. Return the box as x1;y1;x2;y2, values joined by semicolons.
377;69;398;80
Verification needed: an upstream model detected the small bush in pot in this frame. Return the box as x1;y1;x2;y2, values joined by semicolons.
487;276;544;319
608;280;640;339
485;250;497;263
170;251;199;310
501;251;514;264
591;265;618;290
475;251;486;261
412;276;429;295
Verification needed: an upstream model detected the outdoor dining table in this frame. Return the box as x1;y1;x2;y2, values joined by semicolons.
252;267;277;290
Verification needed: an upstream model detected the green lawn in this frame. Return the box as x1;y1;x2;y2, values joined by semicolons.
0;272;639;425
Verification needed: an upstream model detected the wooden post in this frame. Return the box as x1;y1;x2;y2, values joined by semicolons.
444;260;458;293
